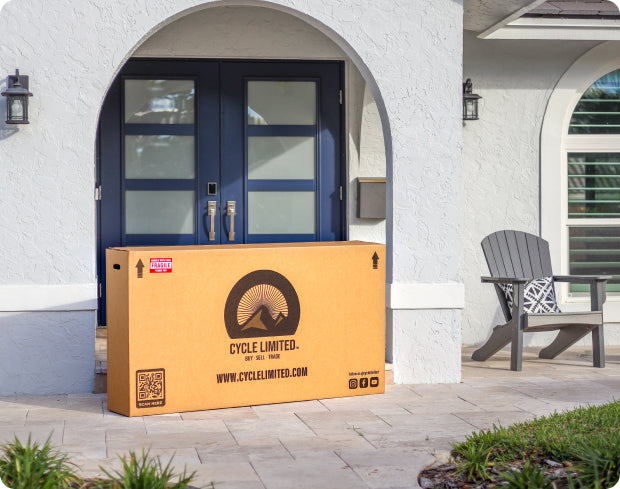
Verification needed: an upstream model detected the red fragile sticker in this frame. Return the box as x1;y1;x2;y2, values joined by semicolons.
150;258;172;273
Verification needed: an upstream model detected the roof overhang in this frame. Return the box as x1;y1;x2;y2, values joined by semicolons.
480;17;620;39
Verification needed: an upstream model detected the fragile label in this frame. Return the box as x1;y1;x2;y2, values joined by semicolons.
150;258;172;273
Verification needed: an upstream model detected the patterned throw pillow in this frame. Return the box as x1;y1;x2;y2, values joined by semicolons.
499;276;561;314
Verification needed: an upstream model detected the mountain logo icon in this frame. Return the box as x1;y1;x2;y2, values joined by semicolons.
224;270;300;339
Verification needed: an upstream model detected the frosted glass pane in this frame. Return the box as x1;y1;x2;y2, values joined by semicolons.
248;192;315;234
126;191;194;234
125;79;195;124
248;137;315;180
125;136;195;179
248;81;316;125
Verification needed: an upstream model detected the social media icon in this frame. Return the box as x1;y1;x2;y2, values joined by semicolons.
360;377;369;388
349;379;358;389
370;376;379;387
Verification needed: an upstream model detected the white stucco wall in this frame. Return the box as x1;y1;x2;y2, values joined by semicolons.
462;32;613;348
0;0;464;394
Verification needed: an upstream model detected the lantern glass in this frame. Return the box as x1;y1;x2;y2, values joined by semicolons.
8;96;26;122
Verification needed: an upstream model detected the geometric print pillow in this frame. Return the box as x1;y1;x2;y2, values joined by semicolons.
498;276;562;314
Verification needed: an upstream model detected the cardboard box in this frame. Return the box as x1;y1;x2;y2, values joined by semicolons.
106;241;385;416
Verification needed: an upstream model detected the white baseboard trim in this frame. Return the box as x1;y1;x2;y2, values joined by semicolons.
0;284;97;311
387;282;465;310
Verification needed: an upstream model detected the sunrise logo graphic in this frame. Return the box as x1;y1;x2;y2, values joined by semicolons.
224;270;300;339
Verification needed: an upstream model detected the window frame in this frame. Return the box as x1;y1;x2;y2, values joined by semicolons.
541;42;620;314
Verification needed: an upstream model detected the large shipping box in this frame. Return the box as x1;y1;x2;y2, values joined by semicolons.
106;241;385;416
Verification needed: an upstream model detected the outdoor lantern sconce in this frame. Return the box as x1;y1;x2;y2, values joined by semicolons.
1;69;33;124
463;78;481;121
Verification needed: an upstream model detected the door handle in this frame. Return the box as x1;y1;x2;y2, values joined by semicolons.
207;201;217;241
227;201;236;241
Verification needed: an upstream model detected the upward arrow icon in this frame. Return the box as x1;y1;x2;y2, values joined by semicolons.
372;252;379;270
136;259;145;278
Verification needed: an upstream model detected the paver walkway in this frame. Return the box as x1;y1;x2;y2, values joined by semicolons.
1;347;619;489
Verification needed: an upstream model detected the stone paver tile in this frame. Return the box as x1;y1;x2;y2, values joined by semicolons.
148;430;237;449
0;409;27;425
142;413;183;424
251;451;368;489
184;462;261;488
280;432;375;454
181;406;258;421
453;410;536;431
105;427;150;454
146;418;229;434
26;407;102;424
0;426;64;446
349;453;435;489
0;395;68;409
72;456;119;480
251;400;328;416
399;398;484;415
225;416;314;444
337;446;432;467
197;441;291;465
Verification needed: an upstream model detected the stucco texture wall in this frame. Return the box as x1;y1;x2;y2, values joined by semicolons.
462;32;600;346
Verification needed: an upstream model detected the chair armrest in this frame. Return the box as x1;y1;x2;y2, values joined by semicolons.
553;275;612;284
481;276;531;284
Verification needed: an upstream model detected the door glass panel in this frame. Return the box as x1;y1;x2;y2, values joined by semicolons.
248;137;316;180
125;135;195;179
248;191;315;234
125;79;195;124
126;190;195;234
248;81;316;125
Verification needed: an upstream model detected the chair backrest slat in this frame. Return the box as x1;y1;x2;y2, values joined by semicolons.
526;233;544;278
496;232;516;277
538;238;553;276
504;230;525;278
488;233;507;276
481;237;501;277
481;230;553;279
514;232;533;277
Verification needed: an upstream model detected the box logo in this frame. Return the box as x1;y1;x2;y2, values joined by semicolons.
150;258;172;273
136;368;165;408
224;270;300;339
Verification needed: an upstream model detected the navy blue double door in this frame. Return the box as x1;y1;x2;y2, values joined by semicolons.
98;59;344;323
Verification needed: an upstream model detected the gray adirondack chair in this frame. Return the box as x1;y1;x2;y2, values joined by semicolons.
473;230;609;371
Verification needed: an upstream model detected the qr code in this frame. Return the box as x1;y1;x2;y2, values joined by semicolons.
136;369;165;408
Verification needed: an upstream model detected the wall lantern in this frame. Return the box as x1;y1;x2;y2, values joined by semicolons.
463;78;481;121
1;69;33;124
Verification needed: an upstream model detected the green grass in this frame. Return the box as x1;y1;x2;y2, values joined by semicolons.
447;400;620;488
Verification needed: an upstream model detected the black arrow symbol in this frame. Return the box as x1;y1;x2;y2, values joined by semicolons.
136;259;145;278
372;252;379;269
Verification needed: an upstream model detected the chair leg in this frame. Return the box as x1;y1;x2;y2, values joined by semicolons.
539;325;591;360
472;322;513;362
592;325;605;368
511;323;523;371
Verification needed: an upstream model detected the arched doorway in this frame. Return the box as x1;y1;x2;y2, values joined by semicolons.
96;4;389;325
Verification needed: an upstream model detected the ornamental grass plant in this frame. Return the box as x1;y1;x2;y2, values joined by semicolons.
0;437;197;489
0;436;79;489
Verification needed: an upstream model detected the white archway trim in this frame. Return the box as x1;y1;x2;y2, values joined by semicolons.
541;41;620;310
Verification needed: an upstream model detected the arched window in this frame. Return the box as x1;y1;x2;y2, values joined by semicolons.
566;69;620;293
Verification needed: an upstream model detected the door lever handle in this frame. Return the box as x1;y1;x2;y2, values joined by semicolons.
227;201;236;241
207;201;217;241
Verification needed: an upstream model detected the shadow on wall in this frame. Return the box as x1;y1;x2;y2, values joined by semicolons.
0;97;19;140
0;308;96;396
